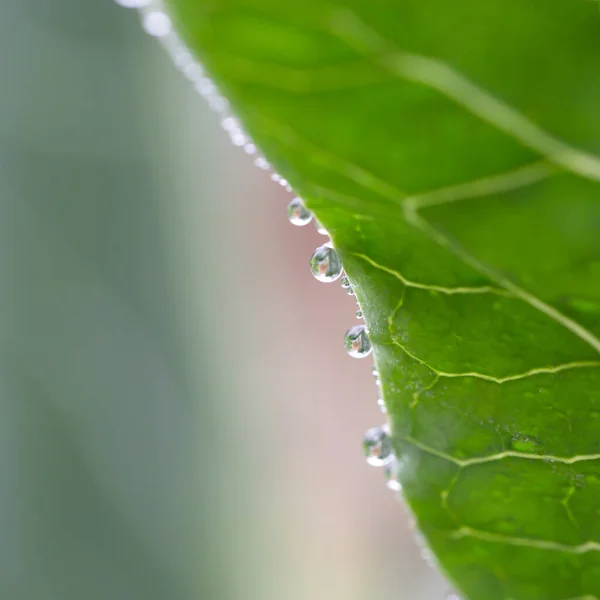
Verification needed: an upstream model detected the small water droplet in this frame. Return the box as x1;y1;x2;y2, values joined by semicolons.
285;184;293;192
310;245;342;283
279;178;288;187
142;11;172;37
115;0;150;7
287;198;312;226
173;51;193;71
271;173;281;183
208;95;228;112
446;594;461;600
344;325;372;358
231;132;246;147
372;366;380;377
314;219;329;236
183;62;203;81
221;117;238;132
377;398;387;414
347;288;355;296
254;157;270;170
196;77;216;97
384;458;402;491
356;310;363;319
244;143;257;155
420;547;436;567
362;425;393;467
340;276;351;289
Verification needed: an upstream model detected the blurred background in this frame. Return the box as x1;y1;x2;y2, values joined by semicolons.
0;2;448;599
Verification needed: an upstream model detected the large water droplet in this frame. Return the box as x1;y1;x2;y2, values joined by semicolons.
310;244;342;283
344;325;372;358
287;198;312;226
384;457;402;491
363;425;393;467
115;0;150;7
142;11;172;37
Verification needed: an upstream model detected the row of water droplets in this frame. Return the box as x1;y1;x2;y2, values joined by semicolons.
117;2;461;596
116;0;400;493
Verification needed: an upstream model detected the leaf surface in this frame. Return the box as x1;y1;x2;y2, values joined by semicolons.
166;0;600;598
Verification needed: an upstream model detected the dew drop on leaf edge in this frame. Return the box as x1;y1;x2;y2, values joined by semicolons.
310;244;342;283
287;198;312;226
344;324;372;358
362;425;393;467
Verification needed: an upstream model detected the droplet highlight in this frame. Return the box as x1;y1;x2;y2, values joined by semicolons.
362;425;393;467
310;244;342;283
287;198;312;227
344;325;372;358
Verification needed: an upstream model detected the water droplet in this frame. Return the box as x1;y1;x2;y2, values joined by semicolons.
271;173;281;183
221;117;238;132
173;50;193;71
231;133;246;147
208;95;228;112
340;276;351;289
362;425;393;467
446;594;461;600
347;288;355;296
279;178;289;187
314;219;329;236
142;11;172;37
310;245;342;283
356;310;363;319
254;157;270;170
384;458;402;491
115;0;150;7
183;62;203;81
244;143;257;155
420;547;436;567
345;325;372;358
377;398;387;414
196;77;216;97
285;183;293;192
287;198;312;227
372;366;379;377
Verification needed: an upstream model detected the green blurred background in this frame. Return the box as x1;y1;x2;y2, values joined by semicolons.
0;2;447;598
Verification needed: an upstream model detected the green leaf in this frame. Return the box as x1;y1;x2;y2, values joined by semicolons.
165;0;600;598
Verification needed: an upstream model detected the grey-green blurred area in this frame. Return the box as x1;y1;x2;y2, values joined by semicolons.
0;3;446;599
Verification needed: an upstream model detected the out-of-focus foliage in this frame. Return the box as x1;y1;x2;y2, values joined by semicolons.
0;3;226;599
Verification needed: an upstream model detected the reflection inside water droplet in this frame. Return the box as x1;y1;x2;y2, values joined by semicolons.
344;325;372;358
310;245;342;283
287;198;312;226
362;425;393;467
